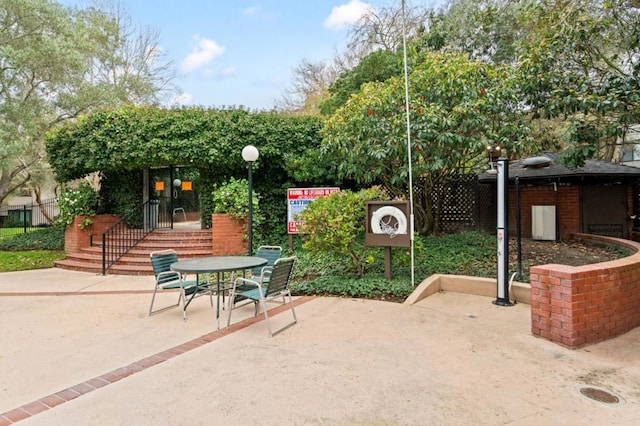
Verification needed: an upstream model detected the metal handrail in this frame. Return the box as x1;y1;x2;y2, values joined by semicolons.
96;200;161;275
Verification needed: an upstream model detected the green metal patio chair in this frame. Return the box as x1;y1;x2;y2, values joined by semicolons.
148;249;210;321
226;256;297;337
251;245;283;283
229;245;283;308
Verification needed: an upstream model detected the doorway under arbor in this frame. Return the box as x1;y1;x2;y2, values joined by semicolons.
147;165;203;230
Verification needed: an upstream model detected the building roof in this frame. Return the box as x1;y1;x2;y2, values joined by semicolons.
478;152;640;183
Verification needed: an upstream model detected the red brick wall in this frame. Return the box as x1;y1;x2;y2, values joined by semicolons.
64;214;120;254
508;184;581;240
211;214;248;255
530;233;640;348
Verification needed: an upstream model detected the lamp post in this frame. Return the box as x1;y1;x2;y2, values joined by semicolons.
242;145;259;256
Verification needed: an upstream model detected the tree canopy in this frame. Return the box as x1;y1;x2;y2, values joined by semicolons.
322;52;533;234
0;0;177;203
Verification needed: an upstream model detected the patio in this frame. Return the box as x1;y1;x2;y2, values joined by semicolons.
0;269;639;425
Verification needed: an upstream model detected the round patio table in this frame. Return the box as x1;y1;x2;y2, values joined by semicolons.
171;256;267;328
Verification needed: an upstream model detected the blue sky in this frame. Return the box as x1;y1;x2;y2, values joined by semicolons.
61;0;437;110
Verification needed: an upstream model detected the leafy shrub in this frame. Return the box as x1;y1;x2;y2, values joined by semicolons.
0;227;65;251
291;275;413;301
297;187;389;276
56;182;99;229
290;231;498;302
212;177;260;220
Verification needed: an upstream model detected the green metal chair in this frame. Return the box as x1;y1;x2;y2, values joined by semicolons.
229;245;283;308
148;249;209;321
227;256;297;337
251;245;283;283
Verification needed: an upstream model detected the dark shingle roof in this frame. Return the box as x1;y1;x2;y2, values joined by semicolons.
478;152;640;183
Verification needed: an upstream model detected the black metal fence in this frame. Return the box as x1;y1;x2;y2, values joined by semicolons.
0;198;59;240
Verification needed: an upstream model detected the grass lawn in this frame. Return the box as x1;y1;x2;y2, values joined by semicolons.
0;250;65;272
0;227;26;241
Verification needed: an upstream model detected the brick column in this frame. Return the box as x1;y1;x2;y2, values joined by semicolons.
211;214;248;255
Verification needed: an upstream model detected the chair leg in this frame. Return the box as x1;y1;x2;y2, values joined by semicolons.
287;290;298;323
148;287;159;316
259;297;272;337
149;286;182;316
226;288;236;328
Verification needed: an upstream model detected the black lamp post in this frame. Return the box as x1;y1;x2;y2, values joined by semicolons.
242;145;259;256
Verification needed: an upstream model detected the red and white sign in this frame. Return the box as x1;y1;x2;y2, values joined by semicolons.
287;187;339;234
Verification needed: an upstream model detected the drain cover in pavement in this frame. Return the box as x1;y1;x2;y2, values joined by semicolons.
578;386;624;405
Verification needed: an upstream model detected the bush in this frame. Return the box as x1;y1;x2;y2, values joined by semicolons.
290;231;498;302
212;177;261;220
297;187;389;276
291;275;413;301
0;227;65;251
56;182;99;229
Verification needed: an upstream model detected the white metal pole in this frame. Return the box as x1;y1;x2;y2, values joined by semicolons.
494;158;513;306
401;0;416;287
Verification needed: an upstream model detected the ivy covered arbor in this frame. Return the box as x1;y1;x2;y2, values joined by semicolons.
45;106;324;235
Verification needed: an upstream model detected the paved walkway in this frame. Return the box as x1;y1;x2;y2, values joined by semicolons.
0;268;639;425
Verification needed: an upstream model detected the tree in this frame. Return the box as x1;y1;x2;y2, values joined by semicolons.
516;0;640;165
322;52;533;234
276;58;339;115
346;1;430;58
429;0;528;64
0;0;178;204
278;1;430;114
319;49;403;116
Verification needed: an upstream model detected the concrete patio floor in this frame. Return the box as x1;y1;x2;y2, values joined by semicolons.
0;268;639;425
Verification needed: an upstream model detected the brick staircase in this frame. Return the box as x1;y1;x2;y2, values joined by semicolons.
55;228;213;275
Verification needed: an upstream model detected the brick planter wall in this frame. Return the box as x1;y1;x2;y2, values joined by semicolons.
64;214;120;254
530;233;640;348
211;214;248;255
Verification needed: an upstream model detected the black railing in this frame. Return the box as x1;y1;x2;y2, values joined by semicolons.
97;200;162;275
0;198;59;240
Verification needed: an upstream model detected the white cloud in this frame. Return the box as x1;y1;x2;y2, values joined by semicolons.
219;67;237;78
324;0;374;30
171;92;194;106
181;36;225;73
242;5;262;16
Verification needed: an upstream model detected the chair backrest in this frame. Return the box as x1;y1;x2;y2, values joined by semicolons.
253;245;282;276
150;249;179;277
264;256;296;297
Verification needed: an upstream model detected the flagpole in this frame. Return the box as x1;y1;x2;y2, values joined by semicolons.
401;0;416;287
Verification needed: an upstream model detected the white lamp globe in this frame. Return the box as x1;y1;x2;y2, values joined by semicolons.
242;145;259;162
